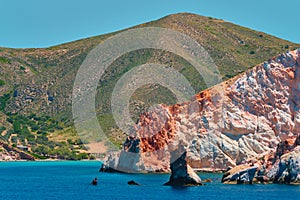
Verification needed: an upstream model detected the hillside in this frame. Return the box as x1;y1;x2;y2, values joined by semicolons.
0;13;299;159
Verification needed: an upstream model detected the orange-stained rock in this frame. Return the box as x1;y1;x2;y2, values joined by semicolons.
103;49;300;173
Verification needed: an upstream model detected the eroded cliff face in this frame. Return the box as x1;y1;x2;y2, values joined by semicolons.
103;49;300;172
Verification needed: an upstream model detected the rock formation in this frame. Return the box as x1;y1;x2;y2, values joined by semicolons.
222;165;257;184
103;49;300;173
0;142;35;161
164;150;202;186
100;135;146;173
127;180;140;186
275;148;300;184
222;134;300;185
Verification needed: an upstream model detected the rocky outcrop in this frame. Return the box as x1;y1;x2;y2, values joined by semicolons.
127;180;140;185
222;165;257;184
0;142;35;161
100;136;147;173
164;151;202;186
274;148;300;184
222;134;300;185
103;49;300;173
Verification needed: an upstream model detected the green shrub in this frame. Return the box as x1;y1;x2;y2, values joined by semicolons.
13;121;21;134
0;57;9;63
0;93;10;111
67;139;73;144
77;153;89;160
32;145;51;156
0;126;6;133
28;152;47;159
225;74;234;79
0;79;5;86
11;136;18;144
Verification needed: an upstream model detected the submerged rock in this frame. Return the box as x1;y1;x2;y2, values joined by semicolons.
164;151;202;186
127;180;140;185
91;177;98;185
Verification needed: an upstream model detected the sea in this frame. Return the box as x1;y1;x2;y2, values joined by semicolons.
0;161;299;200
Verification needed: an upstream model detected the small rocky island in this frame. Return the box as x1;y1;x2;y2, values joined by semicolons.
164;151;202;186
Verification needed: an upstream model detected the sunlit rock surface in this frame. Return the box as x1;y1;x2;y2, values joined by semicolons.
103;49;300;173
222;134;300;185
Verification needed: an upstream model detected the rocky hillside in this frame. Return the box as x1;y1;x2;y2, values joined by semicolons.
0;13;299;158
102;49;300;172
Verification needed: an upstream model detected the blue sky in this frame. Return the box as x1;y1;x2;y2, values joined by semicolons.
1;0;299;48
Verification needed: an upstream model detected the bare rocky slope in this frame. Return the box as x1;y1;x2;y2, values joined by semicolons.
102;49;300;172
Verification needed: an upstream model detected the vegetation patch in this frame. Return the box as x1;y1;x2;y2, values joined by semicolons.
19;66;26;70
2;113;92;160
0;93;10;111
0;79;5;86
0;57;9;63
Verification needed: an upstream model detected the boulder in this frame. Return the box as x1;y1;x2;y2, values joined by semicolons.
127;180;140;185
164;151;202;186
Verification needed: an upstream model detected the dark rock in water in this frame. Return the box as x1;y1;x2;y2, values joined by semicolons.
127;180;140;185
99;163;118;173
164;151;202;186
91;178;98;185
222;165;257;184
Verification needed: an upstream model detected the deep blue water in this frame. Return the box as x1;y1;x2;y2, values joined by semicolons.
0;161;299;200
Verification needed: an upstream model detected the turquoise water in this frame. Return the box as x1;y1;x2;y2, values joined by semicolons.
0;161;299;200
